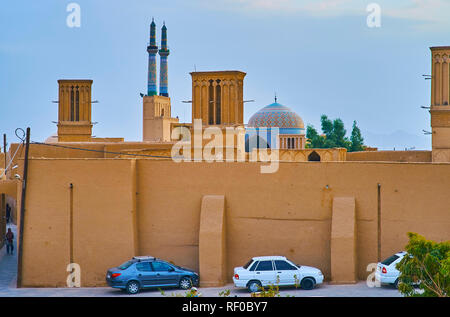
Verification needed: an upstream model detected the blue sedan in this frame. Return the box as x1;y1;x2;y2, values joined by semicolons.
106;256;199;294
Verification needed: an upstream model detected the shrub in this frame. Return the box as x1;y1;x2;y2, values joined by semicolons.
397;232;450;297
219;289;231;297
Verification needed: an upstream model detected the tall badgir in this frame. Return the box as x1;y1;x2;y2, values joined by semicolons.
0;21;449;288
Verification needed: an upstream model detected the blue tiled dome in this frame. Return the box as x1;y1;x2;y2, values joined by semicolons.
248;102;305;130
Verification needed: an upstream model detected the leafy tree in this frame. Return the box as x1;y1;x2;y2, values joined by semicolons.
306;125;324;148
329;117;351;149
350;121;365;152
397;232;450;297
306;115;361;151
320;115;334;139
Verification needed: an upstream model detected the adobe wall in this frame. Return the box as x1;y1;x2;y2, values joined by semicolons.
7;142;175;168
346;150;432;162
18;159;450;287
278;148;347;162
19;159;136;287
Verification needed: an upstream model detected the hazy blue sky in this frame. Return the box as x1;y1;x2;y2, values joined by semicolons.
1;0;449;149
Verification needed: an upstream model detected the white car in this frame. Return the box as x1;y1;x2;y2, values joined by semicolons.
233;256;324;292
375;251;407;288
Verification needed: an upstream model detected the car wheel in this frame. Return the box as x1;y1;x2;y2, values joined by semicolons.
179;277;192;290
300;277;316;290
394;279;399;289
247;280;262;293
126;281;140;294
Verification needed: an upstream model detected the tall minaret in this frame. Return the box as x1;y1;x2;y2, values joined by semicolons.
147;18;158;96
430;46;450;162
159;22;170;97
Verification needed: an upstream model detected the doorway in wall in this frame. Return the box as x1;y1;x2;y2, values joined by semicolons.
308;151;321;162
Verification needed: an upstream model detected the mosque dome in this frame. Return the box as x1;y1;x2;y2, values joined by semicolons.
44;134;58;143
248;101;305;133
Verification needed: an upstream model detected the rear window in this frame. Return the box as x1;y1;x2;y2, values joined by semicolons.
243;260;254;269
118;260;134;270
249;261;259;271
381;255;399;266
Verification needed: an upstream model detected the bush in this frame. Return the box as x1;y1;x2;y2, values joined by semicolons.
251;284;280;297
397;232;450;297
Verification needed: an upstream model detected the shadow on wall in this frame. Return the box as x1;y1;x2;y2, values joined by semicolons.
6;196;16;225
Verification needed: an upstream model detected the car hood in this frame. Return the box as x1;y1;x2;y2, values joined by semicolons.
176;266;197;274
298;266;322;274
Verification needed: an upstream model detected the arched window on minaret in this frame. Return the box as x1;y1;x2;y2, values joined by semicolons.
75;86;80;121
215;80;221;125
208;80;214;125
70;86;75;121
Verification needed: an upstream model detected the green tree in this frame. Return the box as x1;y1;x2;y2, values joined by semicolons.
350;121;365;152
397;232;450;297
306;125;324;148
306;115;356;150
329;117;350;149
320;115;334;140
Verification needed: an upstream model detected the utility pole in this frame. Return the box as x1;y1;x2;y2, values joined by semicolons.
17;127;30;288
377;183;382;262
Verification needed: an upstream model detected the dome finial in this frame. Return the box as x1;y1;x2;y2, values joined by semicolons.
274;92;277;103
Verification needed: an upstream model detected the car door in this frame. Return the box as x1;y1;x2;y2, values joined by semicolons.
151;261;179;286
254;260;277;286
274;260;299;286
135;262;157;287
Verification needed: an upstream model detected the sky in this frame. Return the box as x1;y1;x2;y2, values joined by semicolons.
1;0;449;149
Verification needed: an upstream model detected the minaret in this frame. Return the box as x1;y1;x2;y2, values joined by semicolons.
143;20;177;142
159;22;170;97
147;18;158;96
430;46;450;162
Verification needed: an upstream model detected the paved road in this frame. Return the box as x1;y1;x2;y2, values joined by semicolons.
0;224;401;297
0;282;402;297
0;224;17;291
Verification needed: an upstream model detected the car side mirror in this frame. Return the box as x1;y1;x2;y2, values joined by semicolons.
168;267;175;272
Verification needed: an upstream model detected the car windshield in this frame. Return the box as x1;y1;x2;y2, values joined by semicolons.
165;262;179;269
243;259;254;269
118;260;134;270
381;255;399;266
286;258;301;268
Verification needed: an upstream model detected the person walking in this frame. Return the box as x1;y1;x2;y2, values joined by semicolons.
5;228;14;255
